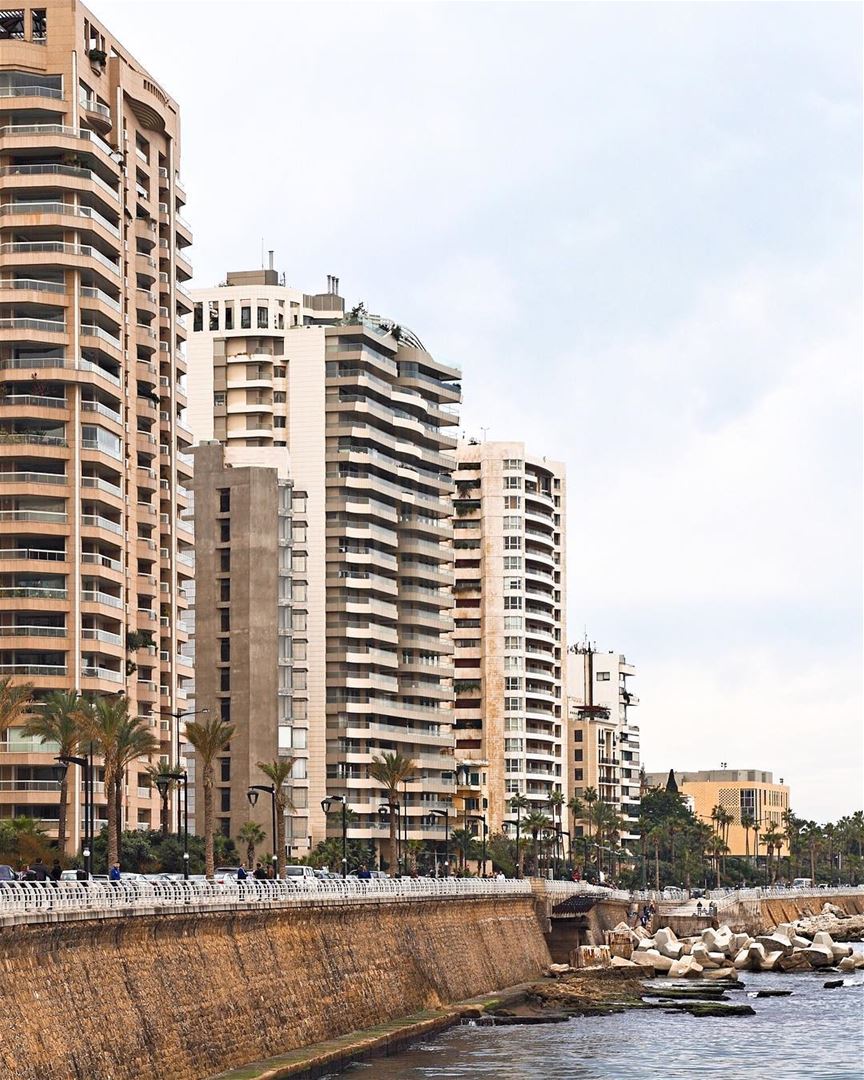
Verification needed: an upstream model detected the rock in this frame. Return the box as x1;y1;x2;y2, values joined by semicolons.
707;952;728;966
731;934;752;953
813;931;835;948
610;956;640;969
776;952;812;973
701;927;718;949
628;953;656;977
756;933;793;955
654;927;678;949
747;942;766;966
823;979;844;989
756;989;792;998
837;957;858;973
830;944;852;961
774;922;798;939
802;944;834;968
822;902;848;918
642;949;674;973
733;948;752;971
682;961;704;979
547;963;571;976
631;925;652;941
713;929;733;955
759;951;783;972
703;967;739;982
792;935;812;949
634;937;655;952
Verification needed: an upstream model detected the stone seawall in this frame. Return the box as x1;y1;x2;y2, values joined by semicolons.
0;895;550;1080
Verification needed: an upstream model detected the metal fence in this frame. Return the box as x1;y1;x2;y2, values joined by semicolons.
0;876;533;920
709;885;864;912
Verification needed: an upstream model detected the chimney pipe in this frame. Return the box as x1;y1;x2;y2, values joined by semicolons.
268;250;274;271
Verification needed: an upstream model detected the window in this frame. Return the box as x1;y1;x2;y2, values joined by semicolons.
218;489;230;513
224;306;234;330
573;729;583;742
504;496;521;510
292;611;307;632
503;616;522;630
209;302;219;331
213;392;225;407
504;716;523;731
219;638;230;662
596;671;611;681
504;596;522;610
219;521;230;542
219;789;231;812
505;758;522;774
505;677;522;691
257;306;268;329
504;476;521;489
504;697;521;711
219;699;231;723
574;749;583;762
274;416;286;428
274;365;286;378
503;459;522;470
504;656;521;670
193;304;203;332
293;669;307;690
504;636;522;650
503;516;521;530
504;738;523;752
219;580;230;602
574;768;584;781
240;306;251;329
503;556;522;570
219;668;230;691
219;758;231;782
219;609;230;632
506;578;521;591
274;391;286;403
504;536;521;550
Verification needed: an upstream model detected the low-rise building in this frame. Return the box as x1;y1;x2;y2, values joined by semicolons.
644;768;791;857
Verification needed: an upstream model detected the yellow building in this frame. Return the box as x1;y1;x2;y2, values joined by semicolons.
645;769;790;857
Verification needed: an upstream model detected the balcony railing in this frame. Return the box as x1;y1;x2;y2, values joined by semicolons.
81;588;123;608
80;665;123;683
0;164;119;202
0;663;66;676
0;510;66;524
0;585;67;598
0;85;63;100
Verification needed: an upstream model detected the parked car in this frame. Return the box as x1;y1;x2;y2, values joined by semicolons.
213;867;243;884
0;865;17;882
282;865;318;886
792;878;813;889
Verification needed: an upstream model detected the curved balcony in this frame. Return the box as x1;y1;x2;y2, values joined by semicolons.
0;241;120;280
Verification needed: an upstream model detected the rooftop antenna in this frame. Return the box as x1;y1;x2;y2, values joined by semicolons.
260;237;264;269
480;426;490;442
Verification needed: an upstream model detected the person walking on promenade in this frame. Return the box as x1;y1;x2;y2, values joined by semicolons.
236;864;248;881
356;865;372;880
30;858;49;881
109;863;121;882
50;859;62;883
253;863;267;880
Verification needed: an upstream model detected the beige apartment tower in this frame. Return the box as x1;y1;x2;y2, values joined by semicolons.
452;441;566;836
568;646;641;845
188;271;461;858
191;442;310;855
0;0;193;848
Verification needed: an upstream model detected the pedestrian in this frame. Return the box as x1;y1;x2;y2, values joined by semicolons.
237;864;248;881
49;859;62;884
75;867;88;882
253;862;267;881
696;900;704;916
30;858;49;882
356;865;372;880
109;863;121;882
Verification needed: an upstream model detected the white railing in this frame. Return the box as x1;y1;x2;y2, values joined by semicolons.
0;877;533;921
709;885;864;911
540;879;633;902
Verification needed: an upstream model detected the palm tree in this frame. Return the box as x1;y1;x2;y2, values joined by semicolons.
740;811;754;861
80;695;132;869
23;690;86;855
256;758;295;877
763;827;785;883
524;812;551;876
184;714;235;878
567;795;584;870
648;825;664;890
114;715;159;848
509;793;530;877
237;820;266;869
147;763;183;836
369;751;416;874
0;677;34;735
583;786;598;866
548;790;565;871
706;834;727;888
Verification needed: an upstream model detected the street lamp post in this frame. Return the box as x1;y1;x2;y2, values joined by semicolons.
468;814;488;877
160;706;209;832
248;785;277;878
54;755;92;876
321;794;348;878
560;828;571;877
429;808;450;876
402;777;415;875
378;802;400;874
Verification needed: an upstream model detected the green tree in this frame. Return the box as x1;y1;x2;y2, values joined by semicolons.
256;758;295;877
762;827;785;883
114;714;159;854
237;820;266;869
184;715;236;878
147;763;183;836
583;786;598;860
369;751;416;873
79;695;133;870
524;812;551;876
509;793;530;877
23;690;86;857
740;811;754;861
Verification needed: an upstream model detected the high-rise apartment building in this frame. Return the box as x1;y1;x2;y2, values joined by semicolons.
0;0;193;849
452;441;566;835
191;441;310;853
568;646;641;844
188;270;460;858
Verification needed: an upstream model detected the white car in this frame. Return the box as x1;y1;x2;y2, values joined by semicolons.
282;865;318;886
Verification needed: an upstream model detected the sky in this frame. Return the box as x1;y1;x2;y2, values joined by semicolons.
91;1;863;823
